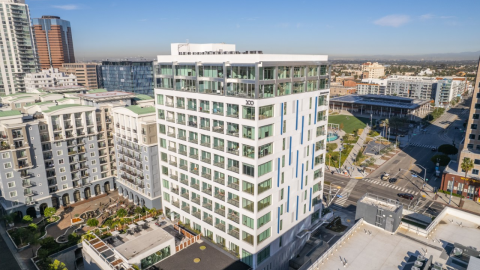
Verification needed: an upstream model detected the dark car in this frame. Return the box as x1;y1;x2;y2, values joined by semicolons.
389;178;397;183
398;193;414;200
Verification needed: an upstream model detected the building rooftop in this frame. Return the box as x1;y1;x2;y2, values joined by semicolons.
125;105;155;115
11;96;34;101
133;94;153;101
359;193;401;211
155;241;250;270
24;101;55;107
330;94;430;109
0;92;30;97
87;89;108;94
0;110;21;118
39;85;87;93
113;226;174;260
43;104;90;113
321;211;480;270
79;91;134;101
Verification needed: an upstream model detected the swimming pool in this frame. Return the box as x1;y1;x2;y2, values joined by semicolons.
327;133;339;142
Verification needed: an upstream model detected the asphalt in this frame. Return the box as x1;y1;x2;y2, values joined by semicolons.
324;97;473;218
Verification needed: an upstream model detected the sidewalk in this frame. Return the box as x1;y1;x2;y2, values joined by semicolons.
342;125;370;178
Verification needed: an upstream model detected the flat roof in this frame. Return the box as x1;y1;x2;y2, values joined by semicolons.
79;91;134;100
157;54;328;64
0;110;21;118
125;105;155;115
155;241;250;270
40;85;86;91
43;104;91;113
133;94;153;101
330;94;430;109
114;226;174;260
359;194;401;211
87;89;108;94
321;212;480;270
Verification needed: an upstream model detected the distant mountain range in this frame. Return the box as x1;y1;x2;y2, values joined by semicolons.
331;51;480;61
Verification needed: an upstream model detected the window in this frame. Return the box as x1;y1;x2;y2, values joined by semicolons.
93;168;97;173
157;94;164;105
242;215;254;229
259;105;274;120
475;159;480;165
257;228;271;244
278;66;290;79
9;191;17;198
243;198;254;212
91;160;96;165
257;245;270;265
242;231;254;245
258;196;271;211
241;250;253;267
468;144;474;149
90;152;95;157
55;142;62;147
257;212;271;228
60;167;65;173
4;162;11;169
242;181;254;195
6;172;13;178
59;159;64;164
63;184;68;190
258;179;272;194
242;125;255;140
61;176;67;181
471;124;478;129
473;114;479;119
469;134;475;139
258;143;273;158
2;152;10;159
475;104;480;109
89;144;94;149
258;161;272;177
162;179;170;189
57;150;63;155
242;106;255;120
158;124;166;134
473;169;479;175
243;163;255;177
258;124;273;140
7;181;15;188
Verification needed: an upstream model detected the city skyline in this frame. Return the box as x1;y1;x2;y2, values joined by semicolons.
27;0;480;59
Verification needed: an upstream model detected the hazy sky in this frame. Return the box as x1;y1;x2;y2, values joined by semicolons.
28;0;480;59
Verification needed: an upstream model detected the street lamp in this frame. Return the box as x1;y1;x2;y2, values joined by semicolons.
417;164;427;184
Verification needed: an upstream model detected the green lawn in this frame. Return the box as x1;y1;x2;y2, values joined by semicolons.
328;115;368;134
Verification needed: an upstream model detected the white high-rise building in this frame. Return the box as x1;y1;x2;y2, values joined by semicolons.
25;68;77;93
0;0;38;95
154;43;329;269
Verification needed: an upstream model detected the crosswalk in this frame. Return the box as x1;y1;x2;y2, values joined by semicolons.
409;143;437;149
363;178;419;195
334;179;358;206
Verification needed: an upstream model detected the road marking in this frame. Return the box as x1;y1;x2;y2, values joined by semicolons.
334;179;359;206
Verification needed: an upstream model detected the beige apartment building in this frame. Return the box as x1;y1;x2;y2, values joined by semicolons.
60;63;100;89
361;62;385;79
442;57;480;202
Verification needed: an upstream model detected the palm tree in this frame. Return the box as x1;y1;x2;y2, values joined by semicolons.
461;157;474;179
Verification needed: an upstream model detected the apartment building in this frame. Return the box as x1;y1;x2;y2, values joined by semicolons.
0;0;38;95
113;105;161;209
32;16;75;69
24;68;77;92
0;102;115;218
102;60;154;96
155;43;329;270
386;78;437;101
442;58;480;202
60;63;101;89
356;83;381;95
361;62;385;79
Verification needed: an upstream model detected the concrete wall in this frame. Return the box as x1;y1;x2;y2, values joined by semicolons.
355;200;402;233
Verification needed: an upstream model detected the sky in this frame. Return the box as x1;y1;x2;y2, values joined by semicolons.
28;0;480;59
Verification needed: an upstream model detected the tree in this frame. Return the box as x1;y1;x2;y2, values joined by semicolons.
339;123;344;131
116;208;127;218
28;223;38;231
43;207;56;222
48;260;67;270
22;215;33;224
86;218;99;227
438;144;458;155
431;155;450;166
134;207;144;216
461;157;474;179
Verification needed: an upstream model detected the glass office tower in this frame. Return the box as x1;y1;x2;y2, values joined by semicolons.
101;60;154;96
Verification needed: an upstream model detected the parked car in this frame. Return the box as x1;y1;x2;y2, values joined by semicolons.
389;178;397;184
398;193;414;200
381;173;390;181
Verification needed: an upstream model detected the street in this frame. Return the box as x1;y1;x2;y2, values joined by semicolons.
325;97;472;218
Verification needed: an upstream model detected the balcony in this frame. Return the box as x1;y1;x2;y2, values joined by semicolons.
182;205;190;213
192;211;201;220
214;161;224;169
24;190;38;197
212;126;224;134
227;166;239;173
215;208;225;216
203;202;212;211
169;160;177;167
170;174;178;181
176;119;186;125
214;192;225;201
192;197;200;205
172;201;180;208
181;192;189;200
213;177;225;185
202;186;212;195
188;137;198;144
227;198;239;208
180;178;188;185
215;223;225;232
228;228;239;239
166;117;175;123
177;135;186;141
20;172;34;179
227;213;239;224
203;216;213;225
227;182;239;191
179;164;188;171
171;188;179;195
22;180;35;187
166;102;174;107
213;144;224;152
200;125;210;131
227;148;239;156
201;157;211;164
188;121;197;128
179;150;187;156
191;183;200;191
200;141;210;147
168;146;177;152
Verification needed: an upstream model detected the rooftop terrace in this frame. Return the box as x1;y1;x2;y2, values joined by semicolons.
330;94;430;109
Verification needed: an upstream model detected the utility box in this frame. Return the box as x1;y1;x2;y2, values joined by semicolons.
355;193;403;233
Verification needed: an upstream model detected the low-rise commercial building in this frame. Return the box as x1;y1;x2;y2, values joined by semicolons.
25;68;78;93
60;63;102;90
329;94;430;120
361;62;385;79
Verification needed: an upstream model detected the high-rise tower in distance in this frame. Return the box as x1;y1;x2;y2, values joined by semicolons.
32;16;75;69
0;0;38;95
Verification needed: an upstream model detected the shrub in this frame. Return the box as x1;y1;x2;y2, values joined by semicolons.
48;259;67;270
438;144;458;155
28;223;38;231
22;215;33;224
431;155;451;166
87;218;99;227
43;207;56;222
116;208;127;218
39;237;57;250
